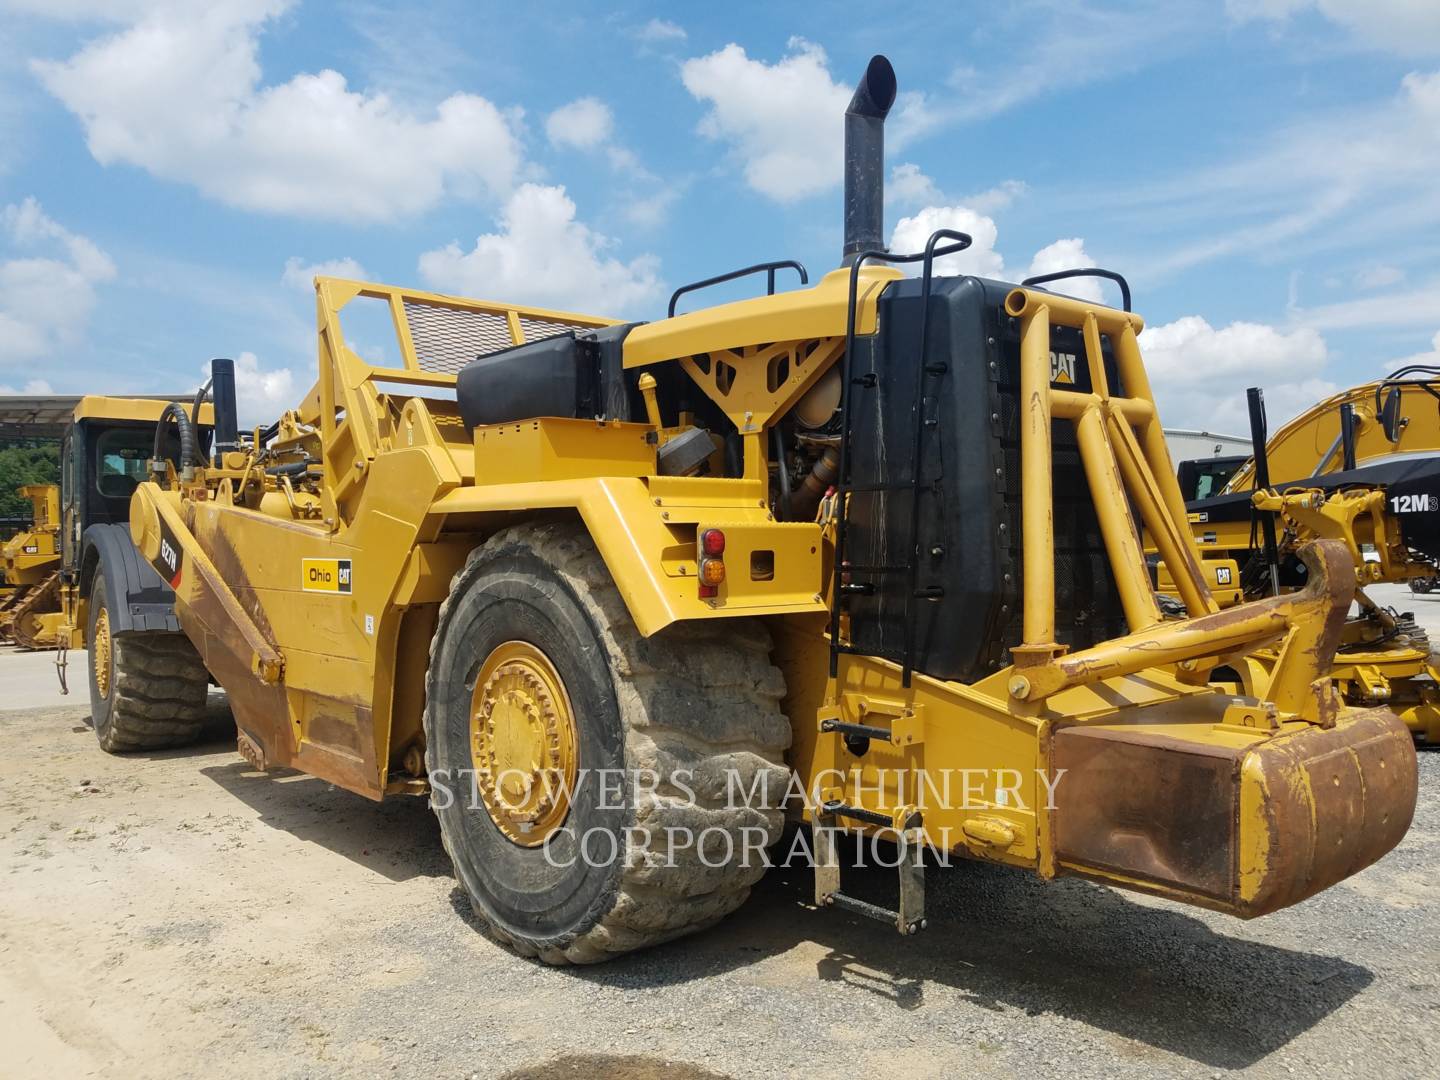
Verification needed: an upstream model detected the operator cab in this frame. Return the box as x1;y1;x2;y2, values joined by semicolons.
59;397;214;578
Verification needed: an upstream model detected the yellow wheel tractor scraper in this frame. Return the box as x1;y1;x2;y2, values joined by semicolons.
92;55;1414;963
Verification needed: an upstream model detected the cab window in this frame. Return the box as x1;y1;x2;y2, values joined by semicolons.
95;430;154;498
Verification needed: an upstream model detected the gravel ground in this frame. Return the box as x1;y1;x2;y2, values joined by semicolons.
2;694;1437;1078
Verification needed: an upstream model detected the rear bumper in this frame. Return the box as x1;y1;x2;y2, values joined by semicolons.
1050;705;1417;917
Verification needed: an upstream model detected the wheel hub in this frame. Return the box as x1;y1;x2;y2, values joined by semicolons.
93;606;112;699
469;641;578;847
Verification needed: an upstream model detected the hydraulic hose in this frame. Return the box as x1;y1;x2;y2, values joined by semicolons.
192;378;213;462
154;401;198;480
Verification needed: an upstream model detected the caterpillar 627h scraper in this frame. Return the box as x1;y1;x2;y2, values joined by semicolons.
87;55;1415;964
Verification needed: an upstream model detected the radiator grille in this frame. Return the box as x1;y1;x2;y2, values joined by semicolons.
402;299;594;376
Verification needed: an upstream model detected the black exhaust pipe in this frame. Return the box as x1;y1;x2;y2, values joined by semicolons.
841;55;897;267
210;357;239;464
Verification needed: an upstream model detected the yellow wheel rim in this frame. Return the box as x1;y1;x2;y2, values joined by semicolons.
468;641;579;847
93;606;112;699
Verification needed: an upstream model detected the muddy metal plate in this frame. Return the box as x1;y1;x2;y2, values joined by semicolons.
1050;706;1418;916
1052;726;1239;901
1241;706;1418;916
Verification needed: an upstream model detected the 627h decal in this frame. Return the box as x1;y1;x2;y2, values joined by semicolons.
149;516;183;588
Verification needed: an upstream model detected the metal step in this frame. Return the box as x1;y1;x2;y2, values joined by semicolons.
812;803;927;935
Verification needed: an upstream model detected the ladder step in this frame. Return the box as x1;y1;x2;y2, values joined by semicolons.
827;891;925;934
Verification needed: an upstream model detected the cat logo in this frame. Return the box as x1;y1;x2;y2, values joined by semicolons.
1050;350;1077;386
302;558;353;594
1215;566;1233;585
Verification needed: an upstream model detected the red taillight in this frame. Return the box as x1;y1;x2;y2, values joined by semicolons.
700;528;726;557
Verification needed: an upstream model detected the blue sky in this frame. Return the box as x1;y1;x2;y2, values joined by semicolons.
1;0;1438;431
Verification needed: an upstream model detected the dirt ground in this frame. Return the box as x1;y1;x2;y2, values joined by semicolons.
2;642;1438;1078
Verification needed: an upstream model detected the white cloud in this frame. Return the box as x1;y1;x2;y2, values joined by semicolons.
213;350;294;426
889;4;1201;146
681;38;851;202
888;164;944;208
1355;264;1406;289
417;183;661;317
1292;278;1440;331
889;204;1103;300
890;206;1006;277
1127;67;1440;280
542;95;675;227
1226;0;1440;55
546;97;614;151
623;187;681;230
888;166;1026;215
1141;316;1327;383
1026;238;1103;303
966;180;1027;216
281;256;368;292
634;18;686;44
1140;315;1332;430
31;2;522;222
0;197;116;366
1385;330;1440;371
0;378;55;394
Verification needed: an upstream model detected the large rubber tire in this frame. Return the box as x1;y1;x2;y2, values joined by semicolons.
424;521;791;964
87;570;209;753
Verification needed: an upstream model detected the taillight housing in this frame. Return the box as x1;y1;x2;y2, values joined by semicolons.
698;528;726;598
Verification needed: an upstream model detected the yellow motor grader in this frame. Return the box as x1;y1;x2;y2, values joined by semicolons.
0;483;62;646
90;56;1414;964
1165;378;1440;744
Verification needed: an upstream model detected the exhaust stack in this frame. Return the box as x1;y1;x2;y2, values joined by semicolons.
842;55;898;266
210;357;239;464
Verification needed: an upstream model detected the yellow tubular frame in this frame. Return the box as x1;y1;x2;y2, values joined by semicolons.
1001;288;1347;721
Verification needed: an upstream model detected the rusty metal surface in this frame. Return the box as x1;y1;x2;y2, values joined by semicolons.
1052;724;1240;900
188;510;382;798
1240;705;1417;917
1050;703;1417;917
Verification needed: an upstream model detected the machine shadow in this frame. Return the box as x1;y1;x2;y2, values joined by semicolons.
199;757;449;883
186;710;1374;1069
568;854;1372;1070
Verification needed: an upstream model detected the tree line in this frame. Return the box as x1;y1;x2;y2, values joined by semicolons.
0;440;61;532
